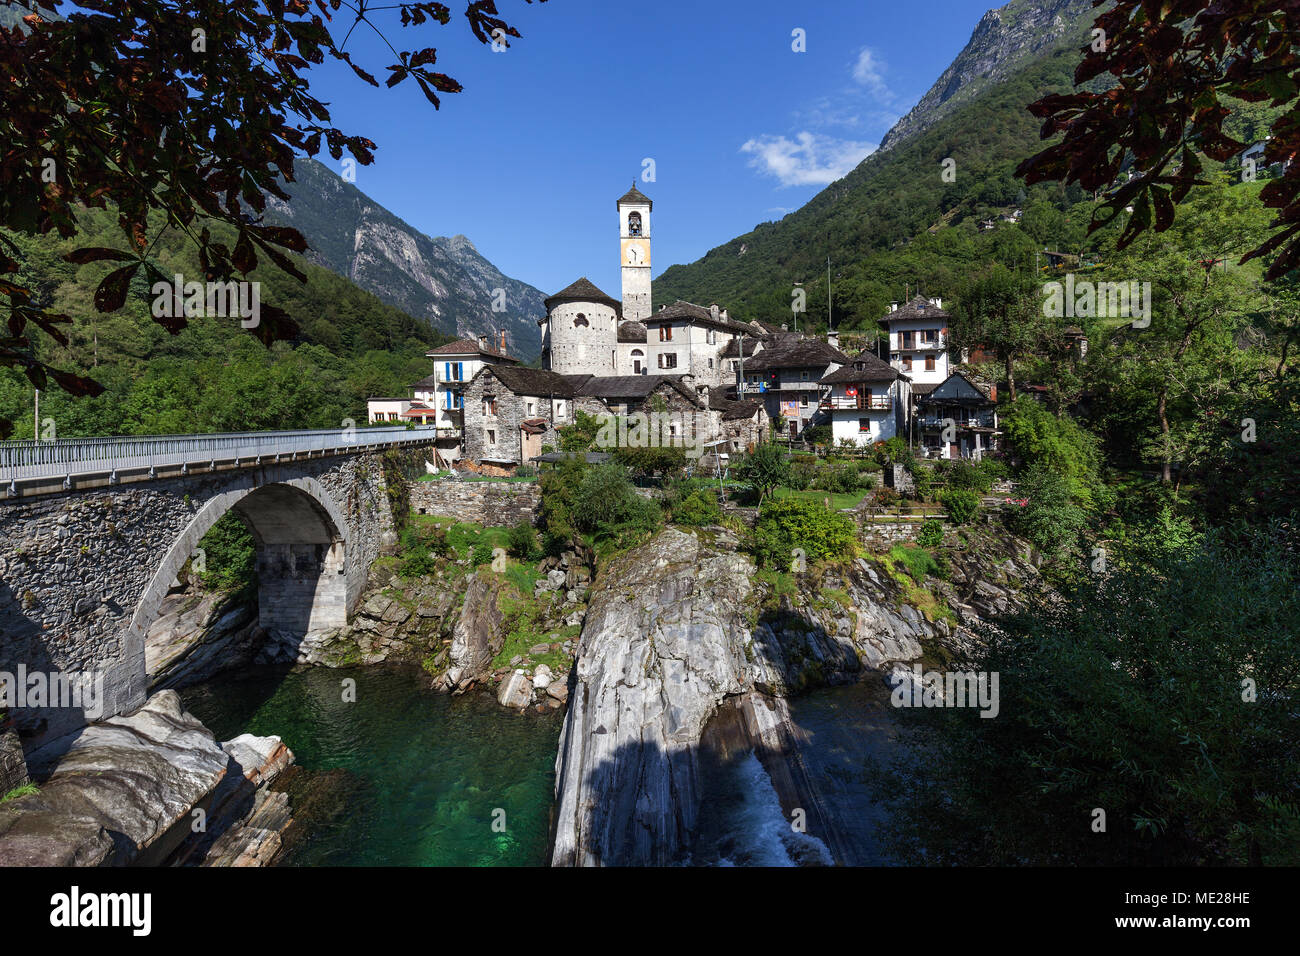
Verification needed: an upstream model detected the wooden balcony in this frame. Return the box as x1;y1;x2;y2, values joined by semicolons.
820;395;891;411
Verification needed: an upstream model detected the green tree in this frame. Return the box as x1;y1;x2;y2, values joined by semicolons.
733;443;790;506
874;523;1300;866
950;263;1043;401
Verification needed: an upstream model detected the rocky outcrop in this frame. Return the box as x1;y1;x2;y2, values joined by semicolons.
444;572;508;693
0;692;231;866
147;589;261;689
0;691;296;868
266;157;546;359
551;525;1040;866
877;0;1095;152
552;528;758;866
0;726;27;795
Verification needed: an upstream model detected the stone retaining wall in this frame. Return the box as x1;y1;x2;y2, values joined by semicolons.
410;480;542;526
0;729;27;795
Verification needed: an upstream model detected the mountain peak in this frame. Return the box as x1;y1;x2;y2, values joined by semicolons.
877;0;1095;153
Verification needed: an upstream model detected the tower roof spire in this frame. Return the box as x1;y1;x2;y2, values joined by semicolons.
616;183;653;210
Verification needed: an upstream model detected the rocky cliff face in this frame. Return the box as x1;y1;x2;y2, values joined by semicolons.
877;0;1096;152
550;525;1039;866
266;158;546;360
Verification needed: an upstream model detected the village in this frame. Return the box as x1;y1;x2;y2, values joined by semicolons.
367;185;1006;472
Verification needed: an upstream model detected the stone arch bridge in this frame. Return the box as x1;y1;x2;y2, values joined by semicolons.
0;427;436;746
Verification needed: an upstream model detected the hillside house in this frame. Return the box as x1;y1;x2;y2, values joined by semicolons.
818;350;907;447
737;336;850;439
915;371;1001;460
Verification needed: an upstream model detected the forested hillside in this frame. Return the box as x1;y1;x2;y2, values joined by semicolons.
655;46;1095;329
0;207;453;439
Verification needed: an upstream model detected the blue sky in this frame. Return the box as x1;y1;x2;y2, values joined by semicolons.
305;0;998;297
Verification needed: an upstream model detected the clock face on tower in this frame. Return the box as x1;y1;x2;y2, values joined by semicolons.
623;239;649;266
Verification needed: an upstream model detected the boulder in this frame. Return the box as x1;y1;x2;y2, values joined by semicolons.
0;692;229;867
444;573;507;693
497;671;533;710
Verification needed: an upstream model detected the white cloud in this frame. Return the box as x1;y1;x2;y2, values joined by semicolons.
740;132;876;187
851;48;900;107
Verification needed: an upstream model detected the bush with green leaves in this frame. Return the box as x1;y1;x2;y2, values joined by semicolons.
751;497;857;569
942;460;995;495
671;489;723;527
470;541;495;567
873;523;1300;866
1005;462;1089;559
1002;396;1109;511
194;512;256;593
916;519;944;548
506;521;542;561
940;488;980;525
733;443;791;505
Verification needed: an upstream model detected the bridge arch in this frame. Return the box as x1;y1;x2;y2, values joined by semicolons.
131;477;352;671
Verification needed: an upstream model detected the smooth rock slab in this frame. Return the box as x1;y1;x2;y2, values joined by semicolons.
0;691;228;866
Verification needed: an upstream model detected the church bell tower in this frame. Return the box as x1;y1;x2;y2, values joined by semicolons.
617;183;652;323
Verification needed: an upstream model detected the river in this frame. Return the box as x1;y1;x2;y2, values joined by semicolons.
181;665;564;866
182;666;902;867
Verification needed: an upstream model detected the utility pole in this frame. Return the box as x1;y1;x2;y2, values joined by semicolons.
827;256;832;334
33;388;39;440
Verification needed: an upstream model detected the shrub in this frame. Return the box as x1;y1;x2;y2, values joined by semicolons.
802;424;831;446
195;512;256;592
944;460;994;495
752;498;857;569
672;489;722;527
888;543;944;583
941;488;980;525
733;443;791;505
506;521;541;561
917;519;944;549
470;541;495;567
870;486;900;510
1005;463;1088;558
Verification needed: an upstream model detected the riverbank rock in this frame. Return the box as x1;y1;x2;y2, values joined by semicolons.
552;528;755;866
498;670;533;710
146;589;261;690
551;524;1040;866
0;691;229;866
0;727;28;795
444;572;508;693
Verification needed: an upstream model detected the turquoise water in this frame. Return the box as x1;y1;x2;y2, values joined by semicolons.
181;665;563;866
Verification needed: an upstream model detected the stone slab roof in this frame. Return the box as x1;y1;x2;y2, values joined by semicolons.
819;350;899;384
544;277;621;312
742;337;850;371
617;320;648;343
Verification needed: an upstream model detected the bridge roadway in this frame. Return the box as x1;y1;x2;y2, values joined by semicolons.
0;425;440;500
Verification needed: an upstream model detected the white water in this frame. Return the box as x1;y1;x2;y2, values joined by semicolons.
703;752;835;867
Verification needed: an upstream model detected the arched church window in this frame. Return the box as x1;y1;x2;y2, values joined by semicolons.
574;313;589;328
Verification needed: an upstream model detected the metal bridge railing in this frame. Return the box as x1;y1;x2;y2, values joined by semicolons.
0;425;439;486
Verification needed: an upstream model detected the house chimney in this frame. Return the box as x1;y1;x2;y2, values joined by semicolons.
721;308;729;321
827;329;839;349
499;329;507;354
890;302;898;312
478;334;488;350
709;303;720;321
933;297;942;310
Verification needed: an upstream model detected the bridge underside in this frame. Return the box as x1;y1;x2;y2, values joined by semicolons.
235;484;348;635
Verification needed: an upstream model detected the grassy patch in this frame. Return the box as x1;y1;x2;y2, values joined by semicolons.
772;486;868;511
2;782;38;803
